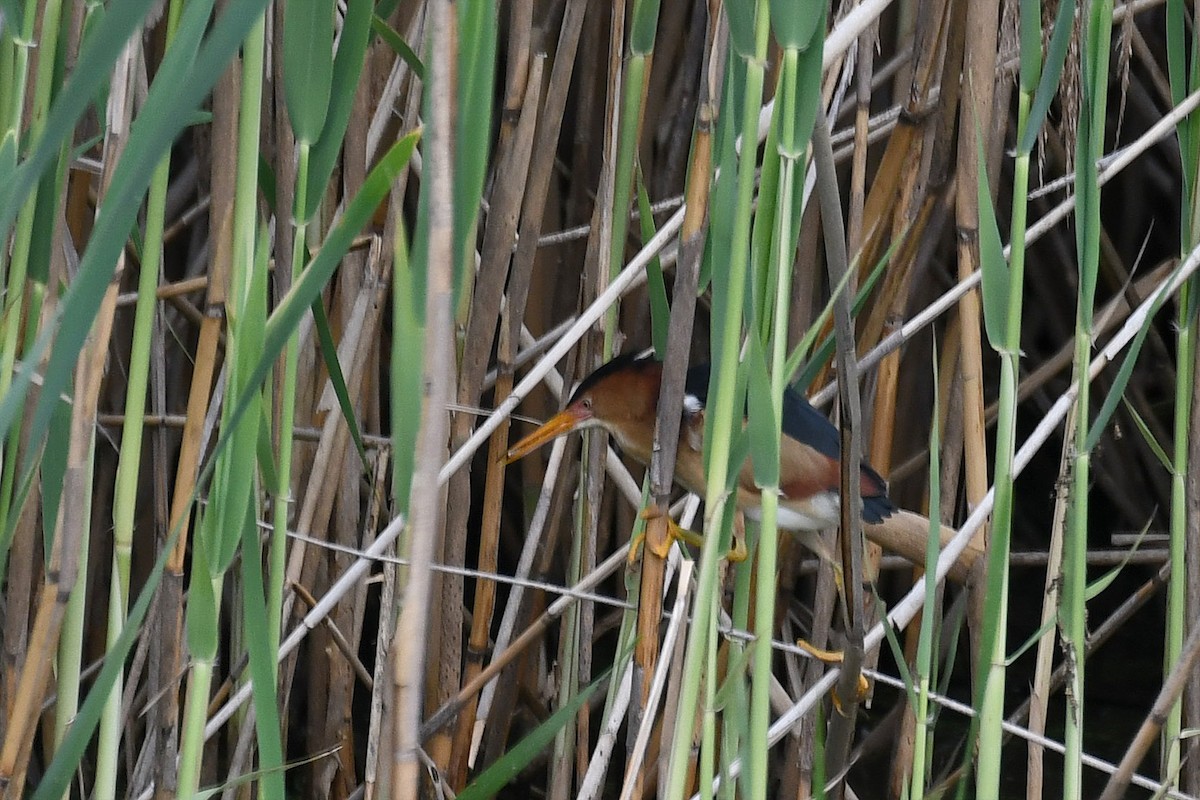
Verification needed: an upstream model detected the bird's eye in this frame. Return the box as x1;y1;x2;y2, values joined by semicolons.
582;397;593;410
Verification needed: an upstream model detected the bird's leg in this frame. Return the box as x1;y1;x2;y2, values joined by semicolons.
796;639;847;663
791;530;845;594
791;538;869;712
628;506;749;564
795;639;870;713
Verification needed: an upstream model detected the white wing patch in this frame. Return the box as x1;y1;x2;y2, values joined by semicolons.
683;393;703;416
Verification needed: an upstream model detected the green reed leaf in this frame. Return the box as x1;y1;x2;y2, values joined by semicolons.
311;298;370;469
976;124;1009;351
282;0;332;144
0;0;263;460
371;15;424;79
305;0;373;219
636;169;670;358
1018;0;1075;155
0;0;166;237
459;663;616;799
240;503;286;800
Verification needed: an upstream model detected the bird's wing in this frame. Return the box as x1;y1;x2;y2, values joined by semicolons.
779;386;843;460
780;386;891;502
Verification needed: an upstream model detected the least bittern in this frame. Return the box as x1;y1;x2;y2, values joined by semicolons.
504;352;894;561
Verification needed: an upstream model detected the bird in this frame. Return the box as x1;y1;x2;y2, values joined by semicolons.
504;352;895;561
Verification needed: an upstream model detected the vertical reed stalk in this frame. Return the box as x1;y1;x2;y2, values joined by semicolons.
665;2;767;796
178;11;273;795
96;1;182;789
1061;3;1110;792
1165;0;1200;779
0;0;66;579
976;86;1028;800
393;0;456;794
909;348;942;796
747;2;823;784
57;24;139;796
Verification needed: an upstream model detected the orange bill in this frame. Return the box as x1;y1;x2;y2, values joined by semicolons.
503;408;588;464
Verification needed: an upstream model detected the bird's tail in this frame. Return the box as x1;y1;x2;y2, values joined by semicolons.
860;463;895;523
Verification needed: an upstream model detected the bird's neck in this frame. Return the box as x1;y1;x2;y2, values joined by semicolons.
605;419;655;467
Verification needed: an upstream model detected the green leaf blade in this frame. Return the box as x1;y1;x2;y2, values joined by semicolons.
282;0;333;144
305;0;373;218
976;125;1010;351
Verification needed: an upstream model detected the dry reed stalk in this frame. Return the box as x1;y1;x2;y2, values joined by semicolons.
0;432;39;742
309;48;381;792
1027;401;1077;798
813;113;868;787
148;59;239;794
437;8;537;775
856;0;957;355
547;7;632;789
448;47;544;790
951;0;1000;701
485;22;593;753
0;279;121;796
849;22;879;582
627;7;717;797
321;247;391;796
365;452;396;800
391;0;457;794
275;241;390;733
845;0;951;319
1185;337;1200;794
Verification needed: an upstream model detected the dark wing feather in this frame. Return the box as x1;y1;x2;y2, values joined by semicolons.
780;385;842;460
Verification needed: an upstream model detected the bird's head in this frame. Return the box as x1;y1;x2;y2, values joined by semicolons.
504;354;663;464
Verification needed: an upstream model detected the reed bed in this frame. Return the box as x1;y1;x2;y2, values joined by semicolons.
0;0;1196;798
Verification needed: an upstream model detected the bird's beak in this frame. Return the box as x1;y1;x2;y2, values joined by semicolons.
503;406;589;464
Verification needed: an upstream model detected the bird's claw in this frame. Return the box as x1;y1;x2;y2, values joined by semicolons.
629;507;689;563
627;530;646;564
727;530;748;562
832;676;871;716
627;528;668;564
796;638;869;715
628;507;747;563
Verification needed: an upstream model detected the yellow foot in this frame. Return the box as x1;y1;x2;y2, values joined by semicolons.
796;638;869;714
832;677;871;716
728;530;748;562
627;507;747;563
629;507;691;562
796;638;845;664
